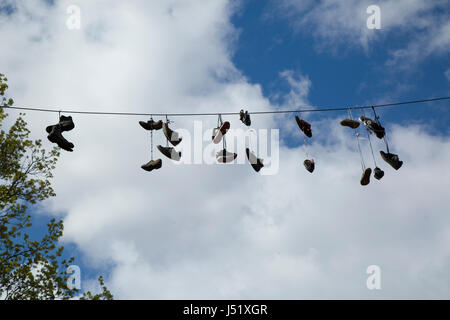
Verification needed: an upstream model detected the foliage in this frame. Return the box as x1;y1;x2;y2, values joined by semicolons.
0;73;112;300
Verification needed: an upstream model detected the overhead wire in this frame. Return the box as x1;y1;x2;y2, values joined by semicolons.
0;96;449;117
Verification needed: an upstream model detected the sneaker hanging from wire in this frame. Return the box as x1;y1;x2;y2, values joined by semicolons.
380;151;403;170
47;124;74;152
295;115;312;138
340;119;360;129
359;116;385;139
139;119;163;131
162;121;182;146
213;121;230;144
216;149;237;163
373;167;384;180
240;110;251;126
141;159;162;172
303;159;315;173
157;145;182;161
360;167;372;186
246;148;264;172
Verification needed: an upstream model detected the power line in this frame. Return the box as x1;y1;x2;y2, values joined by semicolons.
1;96;449;117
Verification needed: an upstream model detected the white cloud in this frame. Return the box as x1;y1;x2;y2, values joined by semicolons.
275;0;450;67
1;0;450;299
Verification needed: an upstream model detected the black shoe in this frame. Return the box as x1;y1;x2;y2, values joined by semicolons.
246;148;264;172
240;110;251;126
46;116;75;133
380;151;403;170
373;167;384;180
139;120;163;131
304;159;315;173
157;145;181;161
295;116;312;138
359;116;385;139
47;124;74;152
59;115;75;132
141;159;162;172
360;168;372;186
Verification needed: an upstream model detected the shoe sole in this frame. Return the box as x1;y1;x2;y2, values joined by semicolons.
340;119;360;129
360;168;372;186
213;121;230;144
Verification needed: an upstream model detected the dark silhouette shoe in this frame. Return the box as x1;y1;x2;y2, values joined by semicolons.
47;124;74;152
246;148;264;172
295;116;312;138
216;149;237;163
46;116;75;133
213;121;230;144
162;122;182;146
373;167;384;180
59;115;75;132
360;167;372;186
340;119;360;129
139;120;163;131
359;116;385;139
380;151;403;170
157;145;181;161
141;159;162;172
304;159;315;173
240;110;251;126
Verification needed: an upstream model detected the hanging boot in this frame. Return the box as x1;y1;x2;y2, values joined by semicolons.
246;148;264;172
162;122;182;146
359;116;385;139
157;145;181;161
240;110;251;126
295;116;312;138
59;115;75;132
47;124;74;152
216;149;237;163
140;119;163;131
380;151;403;170
373;167;384;180
46;115;75;133
141;159;162;172
340;119;360;129
360;167;372;186
213;121;230;144
304;159;315;173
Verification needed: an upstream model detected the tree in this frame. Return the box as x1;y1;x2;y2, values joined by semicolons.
0;73;113;300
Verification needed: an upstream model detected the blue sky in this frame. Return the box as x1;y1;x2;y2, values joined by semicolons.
1;0;450;299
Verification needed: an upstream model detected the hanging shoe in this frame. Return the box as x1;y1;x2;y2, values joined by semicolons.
360;167;372;186
295;116;312;138
213;121;230;144
216;149;237;163
373;167;384;180
141;159;162;172
162;122;182;146
246;148;264;172
380;151;403;170
139;119;163;131
340;119;360;129
157;145;182;161
46;116;75;133
359;116;385;139
59;115;75;132
47;124;74;152
240;110;251;126
304;159;315;173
